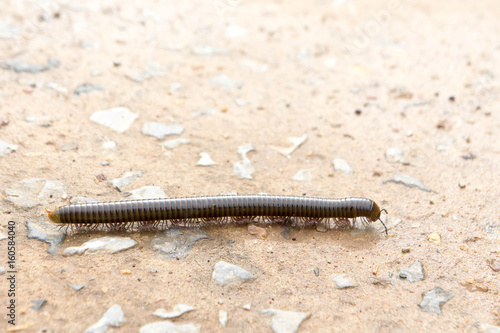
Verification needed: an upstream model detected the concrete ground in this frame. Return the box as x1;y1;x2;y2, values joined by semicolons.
1;0;499;331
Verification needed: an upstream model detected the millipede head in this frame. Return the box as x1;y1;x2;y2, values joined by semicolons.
46;208;62;224
369;202;382;222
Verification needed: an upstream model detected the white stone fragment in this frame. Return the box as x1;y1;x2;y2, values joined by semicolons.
141;8;161;22
290;169;313;184
324;58;336;68
474;323;500;333
142;122;184;140
0;141;18;156
331;273;358;289
153;304;195;319
125;186;167;200
108;171;143;192
139;321;200;333
397;260;425;283
163;138;190;150
27;220;65;255
384;174;433;192
211;74;242;90
170;83;183;92
296;49;311;62
90;107;138;133
127;62;165;83
240;59;268;73
191;109;218;118
197;153;216;166
270;135;307;156
212;261;255;286
233;144;255;179
385;147;408;164
84;304;126;333
63;237;137;256
102;139;117;151
191;45;228;56
225;25;248;38
235;98;249;106
219;310;228;327
332;158;353;174
0;23;20;39
164;43;185;51
418;287;454;314
260;309;310;333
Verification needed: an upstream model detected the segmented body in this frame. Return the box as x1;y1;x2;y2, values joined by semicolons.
47;195;386;233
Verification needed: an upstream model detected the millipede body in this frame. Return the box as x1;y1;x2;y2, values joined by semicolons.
47;195;387;233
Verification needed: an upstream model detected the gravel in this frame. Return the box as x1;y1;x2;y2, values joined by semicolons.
163;138;190;149
290;169;313;184
383;174;433;192
385;147;408;164
0;141;17;156
26;220;66;255
108;171;143;192
90;107;138;133
30;299;47;311
152;228;208;259
153;304;195;319
219;310;228;327
212;261;255;286
331;273;358;289
233;144;255;179
141;122;184;140
332;158;353;174
418;287;454;314
125;185;167;199
270;135;307;156
1;57;60;73
397;260;425;282
211;74;243;90
63;237;138;256
84;304;126;333
74;83;104;96
197;152;216;166
260;309;310;333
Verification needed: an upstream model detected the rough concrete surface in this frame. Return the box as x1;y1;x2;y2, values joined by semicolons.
1;0;499;332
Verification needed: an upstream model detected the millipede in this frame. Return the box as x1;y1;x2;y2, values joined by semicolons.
46;195;388;234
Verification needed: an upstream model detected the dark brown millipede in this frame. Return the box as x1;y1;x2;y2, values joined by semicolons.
47;195;388;234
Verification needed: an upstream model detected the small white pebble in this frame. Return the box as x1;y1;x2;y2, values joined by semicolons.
219;310;228;327
197;152;216;166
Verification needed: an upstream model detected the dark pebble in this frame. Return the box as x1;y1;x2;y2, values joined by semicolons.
31;299;47;311
74;83;104;96
462;152;476;160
